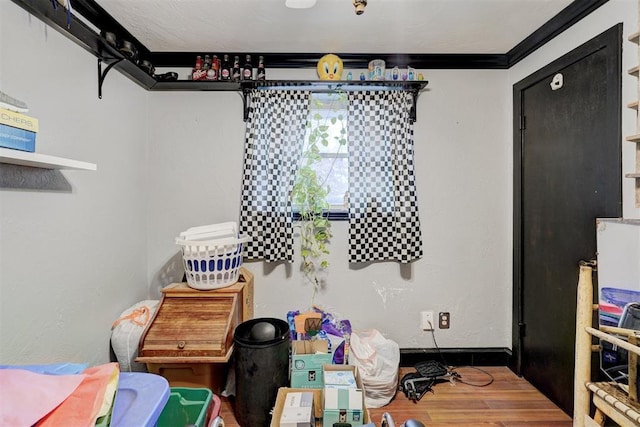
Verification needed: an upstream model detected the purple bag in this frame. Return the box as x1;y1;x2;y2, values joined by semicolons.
287;307;352;364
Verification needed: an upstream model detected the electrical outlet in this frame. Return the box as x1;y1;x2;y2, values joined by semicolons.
439;312;450;329
420;311;434;331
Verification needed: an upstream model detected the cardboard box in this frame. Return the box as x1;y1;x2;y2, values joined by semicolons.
323;388;364;427
271;384;370;427
291;340;333;388
279;391;314;427
322;365;369;426
322;364;363;387
0;123;35;152
323;369;357;389
271;387;323;425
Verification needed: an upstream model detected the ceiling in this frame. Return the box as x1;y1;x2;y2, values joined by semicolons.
92;0;575;55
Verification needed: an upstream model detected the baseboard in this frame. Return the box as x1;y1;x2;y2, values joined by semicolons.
400;347;512;368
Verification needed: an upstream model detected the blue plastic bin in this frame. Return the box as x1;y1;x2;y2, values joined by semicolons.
0;363;86;375
111;372;170;427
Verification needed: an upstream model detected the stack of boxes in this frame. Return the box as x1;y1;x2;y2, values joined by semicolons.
322;366;365;427
0;108;38;152
272;330;369;426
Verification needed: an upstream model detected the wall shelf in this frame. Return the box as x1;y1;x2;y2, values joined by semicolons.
0;148;97;170
148;79;427;92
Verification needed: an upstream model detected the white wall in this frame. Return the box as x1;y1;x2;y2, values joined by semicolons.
0;2;149;365
146;0;640;350
146;69;513;349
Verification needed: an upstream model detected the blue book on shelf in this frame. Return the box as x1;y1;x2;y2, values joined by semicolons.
0;123;36;152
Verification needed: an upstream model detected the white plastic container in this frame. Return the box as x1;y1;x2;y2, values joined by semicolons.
368;59;385;81
176;222;250;290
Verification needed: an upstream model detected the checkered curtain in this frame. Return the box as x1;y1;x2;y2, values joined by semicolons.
347;90;423;263
239;89;311;262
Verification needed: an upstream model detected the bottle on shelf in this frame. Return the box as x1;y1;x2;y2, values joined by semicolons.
256;56;266;81
243;54;253;81
220;54;231;81
209;54;220;80
192;55;206;81
205;54;216;80
232;55;241;82
215;55;221;79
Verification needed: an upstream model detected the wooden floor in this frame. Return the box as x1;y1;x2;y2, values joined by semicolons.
217;366;573;426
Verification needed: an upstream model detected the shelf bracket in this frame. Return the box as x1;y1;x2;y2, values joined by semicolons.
98;57;124;99
243;88;251;122
410;87;419;123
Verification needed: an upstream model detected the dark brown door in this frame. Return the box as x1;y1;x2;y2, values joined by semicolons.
513;24;622;415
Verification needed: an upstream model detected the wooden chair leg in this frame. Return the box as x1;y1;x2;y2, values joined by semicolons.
629;334;638;403
593;408;606;426
574;264;595;426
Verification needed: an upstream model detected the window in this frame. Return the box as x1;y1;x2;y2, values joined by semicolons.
296;92;349;217
239;88;423;264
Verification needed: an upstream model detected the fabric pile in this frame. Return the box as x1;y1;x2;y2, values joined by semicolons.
0;362;120;427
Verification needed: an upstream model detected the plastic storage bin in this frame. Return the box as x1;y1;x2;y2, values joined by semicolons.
157;387;214;427
0;363;86;375
111;372;170;427
176;222;250;290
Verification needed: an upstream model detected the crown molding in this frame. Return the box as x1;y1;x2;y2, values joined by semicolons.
10;0;609;91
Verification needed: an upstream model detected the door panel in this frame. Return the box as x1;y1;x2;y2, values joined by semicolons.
513;25;622;415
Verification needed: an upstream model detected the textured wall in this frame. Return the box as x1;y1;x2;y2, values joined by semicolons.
0;3;149;365
145;68;513;350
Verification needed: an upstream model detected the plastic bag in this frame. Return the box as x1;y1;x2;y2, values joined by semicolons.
348;329;400;408
110;300;159;372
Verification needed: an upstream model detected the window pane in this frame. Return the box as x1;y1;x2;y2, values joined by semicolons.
308;93;348;155
299;92;349;212
315;157;348;207
316;127;347;154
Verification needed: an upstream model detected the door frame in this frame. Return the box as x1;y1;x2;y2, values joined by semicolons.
511;23;623;375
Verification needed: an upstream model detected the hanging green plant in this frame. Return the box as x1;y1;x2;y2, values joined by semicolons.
291;92;347;298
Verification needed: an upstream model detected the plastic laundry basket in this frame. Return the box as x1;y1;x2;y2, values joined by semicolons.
176;222;250;290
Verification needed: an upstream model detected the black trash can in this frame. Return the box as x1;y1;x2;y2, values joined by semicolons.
233;317;290;427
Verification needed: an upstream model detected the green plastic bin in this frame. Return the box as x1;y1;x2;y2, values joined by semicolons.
157;387;212;427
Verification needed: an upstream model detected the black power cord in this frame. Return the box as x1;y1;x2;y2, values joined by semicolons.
426;324;495;387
